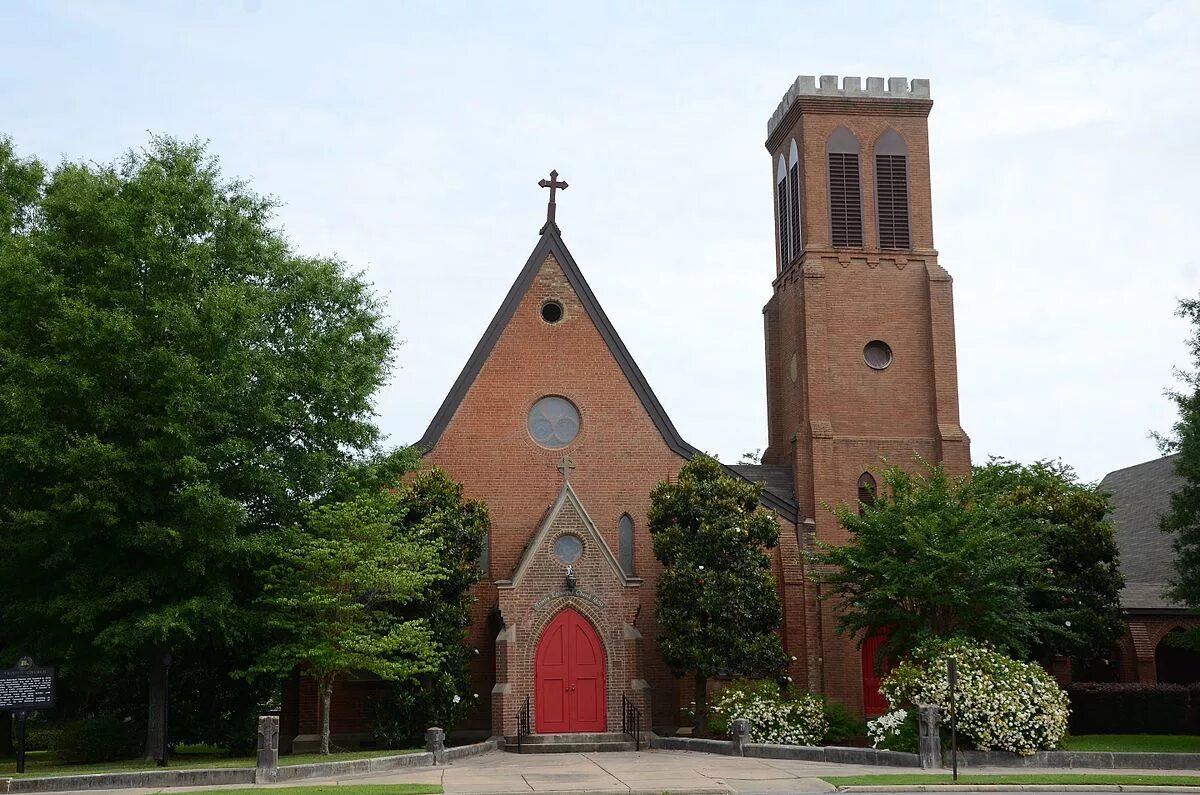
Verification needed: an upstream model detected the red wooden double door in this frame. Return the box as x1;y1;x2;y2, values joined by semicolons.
535;608;606;733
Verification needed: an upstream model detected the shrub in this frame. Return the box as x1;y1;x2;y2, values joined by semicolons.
366;671;477;749
709;679;828;746
867;707;919;753
880;637;1069;756
52;714;142;763
822;700;866;746
1066;683;1188;734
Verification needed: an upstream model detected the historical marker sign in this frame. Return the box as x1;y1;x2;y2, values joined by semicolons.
0;664;56;711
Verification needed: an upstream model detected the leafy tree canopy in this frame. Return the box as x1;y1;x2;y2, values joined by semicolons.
810;463;1060;663
970;457;1124;663
815;459;1122;665
1160;298;1200;614
0;134;394;756
649;454;788;733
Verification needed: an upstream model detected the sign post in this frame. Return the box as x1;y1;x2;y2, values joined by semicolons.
947;657;958;783
1;657;56;774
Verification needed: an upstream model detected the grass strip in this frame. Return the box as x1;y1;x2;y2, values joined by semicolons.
1061;735;1200;753
823;774;1200;787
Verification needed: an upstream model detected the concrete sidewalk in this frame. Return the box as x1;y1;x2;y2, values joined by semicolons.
33;749;1200;795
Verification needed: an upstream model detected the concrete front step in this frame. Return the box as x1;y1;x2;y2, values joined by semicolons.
503;733;637;753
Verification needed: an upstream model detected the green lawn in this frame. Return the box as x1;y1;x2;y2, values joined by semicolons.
1061;734;1200;753
162;787;439;795
1;748;419;779
824;774;1200;787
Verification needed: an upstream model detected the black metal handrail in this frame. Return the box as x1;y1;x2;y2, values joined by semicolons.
516;694;531;753
621;694;642;752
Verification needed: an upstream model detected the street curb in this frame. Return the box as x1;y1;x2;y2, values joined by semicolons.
835;787;1200;792
0;737;500;792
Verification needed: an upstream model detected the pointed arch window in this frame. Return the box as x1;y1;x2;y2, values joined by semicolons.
827;127;863;248
788;139;802;260
857;472;877;514
875;130;910;250
618;514;634;576
776;155;790;266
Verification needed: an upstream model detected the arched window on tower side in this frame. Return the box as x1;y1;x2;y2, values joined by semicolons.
827;126;863;248
618;514;634;576
777;155;790;267
875;129;911;250
788;139;802;260
857;472;877;515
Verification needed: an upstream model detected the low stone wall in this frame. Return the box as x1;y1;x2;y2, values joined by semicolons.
650;735;919;767
0;738;502;793
651;735;1200;771
957;750;1200;770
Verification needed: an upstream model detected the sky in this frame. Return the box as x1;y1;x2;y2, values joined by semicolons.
3;0;1198;483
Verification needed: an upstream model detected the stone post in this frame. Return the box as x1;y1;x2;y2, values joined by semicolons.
731;718;750;757
918;704;941;770
255;715;280;784
425;726;447;765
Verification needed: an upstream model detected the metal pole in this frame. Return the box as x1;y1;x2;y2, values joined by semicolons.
948;657;958;783
16;710;27;774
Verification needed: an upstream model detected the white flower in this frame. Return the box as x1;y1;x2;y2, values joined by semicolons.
1064;621;1072;627
452;694;461;704
474;693;479;698
698;565;705;570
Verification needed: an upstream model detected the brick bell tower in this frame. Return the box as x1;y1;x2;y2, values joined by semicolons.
760;75;971;712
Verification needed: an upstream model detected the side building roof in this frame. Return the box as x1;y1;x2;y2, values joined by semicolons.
415;227;799;523
1099;453;1188;612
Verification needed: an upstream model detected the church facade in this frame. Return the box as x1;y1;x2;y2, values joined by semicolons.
282;73;972;749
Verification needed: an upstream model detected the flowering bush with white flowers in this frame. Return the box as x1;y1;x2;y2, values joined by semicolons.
879;638;1069;755
866;708;912;749
709;679;828;746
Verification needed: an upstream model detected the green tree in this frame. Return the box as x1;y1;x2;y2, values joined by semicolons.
970;458;1124;664
1160;298;1200;616
0;135;393;758
810;463;1058;662
364;467;489;745
251;468;444;755
649;454;788;735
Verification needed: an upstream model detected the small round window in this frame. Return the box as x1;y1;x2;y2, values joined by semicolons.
528;396;580;448
864;340;893;370
553;534;583;565
541;300;564;324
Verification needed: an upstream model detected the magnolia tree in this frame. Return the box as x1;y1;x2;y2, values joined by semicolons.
873;638;1069;756
650;454;789;735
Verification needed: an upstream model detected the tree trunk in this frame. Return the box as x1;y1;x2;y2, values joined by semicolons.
144;645;170;761
1;711;13;757
319;677;333;755
692;672;708;737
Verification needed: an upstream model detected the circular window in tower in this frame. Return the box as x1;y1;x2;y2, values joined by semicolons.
553;534;583;565
863;340;893;370
528;396;580;448
541;300;564;324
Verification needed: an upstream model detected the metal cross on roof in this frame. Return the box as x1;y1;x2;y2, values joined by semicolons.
556;454;576;482
538;169;568;234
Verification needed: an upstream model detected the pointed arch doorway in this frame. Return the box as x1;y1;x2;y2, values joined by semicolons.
535;608;606;733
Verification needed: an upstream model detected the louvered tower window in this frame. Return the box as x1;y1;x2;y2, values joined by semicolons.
875;129;910;250
776;155;789;266
788;139;801;259
827;126;863;248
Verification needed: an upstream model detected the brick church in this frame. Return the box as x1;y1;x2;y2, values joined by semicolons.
282;74;973;750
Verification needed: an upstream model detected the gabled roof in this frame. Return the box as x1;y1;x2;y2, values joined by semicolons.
1099;453;1188;612
496;479;640;589
415;227;799;523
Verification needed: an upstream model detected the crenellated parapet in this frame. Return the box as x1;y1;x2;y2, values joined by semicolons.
767;75;931;136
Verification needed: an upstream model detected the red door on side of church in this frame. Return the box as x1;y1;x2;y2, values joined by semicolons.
861;630;892;716
535;608;606;733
